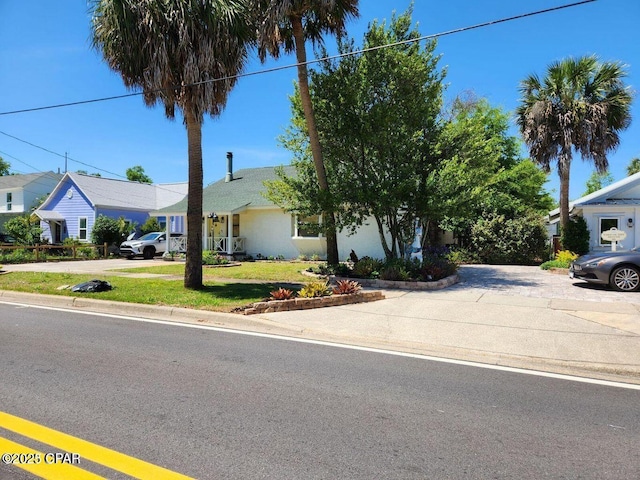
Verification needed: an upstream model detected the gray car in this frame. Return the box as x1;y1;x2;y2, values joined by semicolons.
569;248;640;292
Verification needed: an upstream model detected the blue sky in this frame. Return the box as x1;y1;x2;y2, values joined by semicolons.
1;0;638;202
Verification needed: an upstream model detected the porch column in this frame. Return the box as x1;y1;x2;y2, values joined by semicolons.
202;217;207;251
226;215;233;255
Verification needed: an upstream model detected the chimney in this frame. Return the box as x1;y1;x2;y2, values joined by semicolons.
225;152;233;182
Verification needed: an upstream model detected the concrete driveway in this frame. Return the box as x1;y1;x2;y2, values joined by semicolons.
450;264;640;305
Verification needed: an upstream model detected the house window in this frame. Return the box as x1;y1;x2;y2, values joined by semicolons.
599;217;619;245
294;215;321;237
6;192;12;211
232;214;240;237
79;217;88;241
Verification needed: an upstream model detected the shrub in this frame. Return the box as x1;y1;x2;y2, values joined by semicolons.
332;280;362;295
540;250;578;270
140;217;162;235
202;250;230;265
446;247;481;265
91;215;122;246
561;217;590;255
470;213;548;265
270;288;295;300
298;281;332;298
351;257;384;278
379;259;413;281
419;255;458;281
0;248;35;264
4;215;42;245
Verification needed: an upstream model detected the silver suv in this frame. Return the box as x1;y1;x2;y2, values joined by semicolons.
120;232;171;259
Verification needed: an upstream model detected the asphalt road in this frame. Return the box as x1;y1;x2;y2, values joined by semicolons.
1;303;639;479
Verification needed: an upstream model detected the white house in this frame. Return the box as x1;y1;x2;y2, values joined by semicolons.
153;159;389;260
0;172;63;232
548;171;640;252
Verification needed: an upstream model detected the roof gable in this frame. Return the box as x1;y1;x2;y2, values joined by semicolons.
40;172;187;211
550;171;640;217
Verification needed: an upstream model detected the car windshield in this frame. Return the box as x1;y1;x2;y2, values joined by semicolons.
138;232;162;241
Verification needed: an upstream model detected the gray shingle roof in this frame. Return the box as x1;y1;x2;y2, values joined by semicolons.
0;172;63;190
156;165;295;214
68;172;187;210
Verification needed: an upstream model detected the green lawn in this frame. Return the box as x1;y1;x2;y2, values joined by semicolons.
115;260;317;283
0;261;319;312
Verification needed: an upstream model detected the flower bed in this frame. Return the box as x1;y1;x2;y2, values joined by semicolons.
335;274;459;290
240;290;384;315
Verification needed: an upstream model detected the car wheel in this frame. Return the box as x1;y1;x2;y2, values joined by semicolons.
610;266;640;292
143;247;155;260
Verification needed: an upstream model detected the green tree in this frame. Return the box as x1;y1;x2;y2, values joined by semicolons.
140;217;162;235
126;165;152;183
91;215;122;246
255;0;359;265
267;7;444;259
92;0;253;289
0;156;10;176
626;157;640;176
4;215;42;245
582;170;614;196
437;96;554;248
516;55;632;230
561;216;590;255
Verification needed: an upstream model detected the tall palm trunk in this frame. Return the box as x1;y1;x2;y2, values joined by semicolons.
290;15;339;266
184;107;204;289
557;148;572;232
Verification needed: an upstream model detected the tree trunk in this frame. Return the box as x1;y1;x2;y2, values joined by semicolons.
558;162;571;232
291;15;339;266
184;108;204;289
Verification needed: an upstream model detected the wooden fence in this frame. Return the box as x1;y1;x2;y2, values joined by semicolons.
0;243;110;260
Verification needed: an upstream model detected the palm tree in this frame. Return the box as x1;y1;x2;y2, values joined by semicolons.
254;0;359;265
627;157;640;176
91;0;253;289
516;55;632;230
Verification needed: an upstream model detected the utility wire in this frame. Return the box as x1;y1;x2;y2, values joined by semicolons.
0;0;595;116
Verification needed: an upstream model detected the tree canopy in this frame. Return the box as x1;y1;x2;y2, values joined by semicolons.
126;165;152;183
516;55;632;229
0;156;10;176
92;0;254;288
267;7;444;259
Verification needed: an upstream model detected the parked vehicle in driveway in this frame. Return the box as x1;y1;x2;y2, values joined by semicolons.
119;232;178;259
0;233;16;244
569;248;640;292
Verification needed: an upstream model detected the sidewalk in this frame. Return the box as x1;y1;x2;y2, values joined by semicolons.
1;261;639;384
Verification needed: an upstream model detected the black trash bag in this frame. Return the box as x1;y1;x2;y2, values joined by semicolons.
71;279;112;293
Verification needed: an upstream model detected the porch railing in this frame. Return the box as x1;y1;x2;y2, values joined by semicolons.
169;236;187;253
206;236;245;253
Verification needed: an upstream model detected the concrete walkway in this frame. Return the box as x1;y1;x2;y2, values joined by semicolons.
1;260;639;384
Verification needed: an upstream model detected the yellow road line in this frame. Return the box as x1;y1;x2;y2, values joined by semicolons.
0;411;194;479
0;436;104;479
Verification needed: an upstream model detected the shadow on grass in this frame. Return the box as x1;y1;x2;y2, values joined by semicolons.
200;282;275;301
201;282;304;301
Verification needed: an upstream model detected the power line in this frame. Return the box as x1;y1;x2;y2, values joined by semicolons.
0;130;127;179
0;0;596;117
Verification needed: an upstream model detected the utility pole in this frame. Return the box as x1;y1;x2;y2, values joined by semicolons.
64;152;68;173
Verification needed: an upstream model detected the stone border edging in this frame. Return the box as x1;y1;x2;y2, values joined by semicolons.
333;274;459;290
242;291;384;315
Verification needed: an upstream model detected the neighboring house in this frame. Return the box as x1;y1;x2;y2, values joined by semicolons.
0;172;63;233
153;160;389;260
35;172;187;244
548;171;640;252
